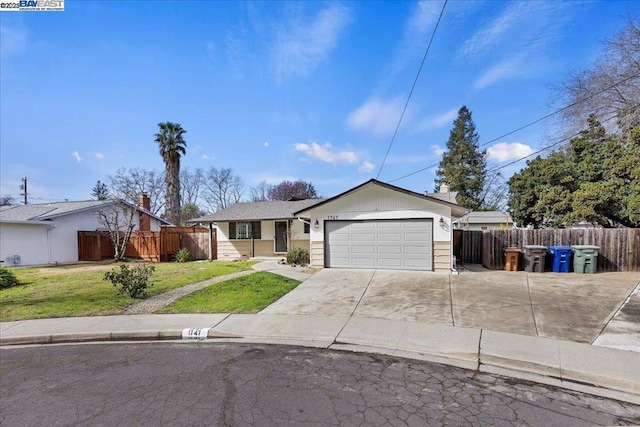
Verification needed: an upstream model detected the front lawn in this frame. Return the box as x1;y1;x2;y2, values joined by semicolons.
157;272;300;314
0;261;256;321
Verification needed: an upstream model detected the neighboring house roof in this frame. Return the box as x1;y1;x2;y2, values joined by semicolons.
0;200;171;225
293;179;471;217
457;211;513;224
191;199;324;223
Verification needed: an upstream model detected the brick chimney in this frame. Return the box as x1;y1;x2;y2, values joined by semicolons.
440;182;449;193
138;193;151;231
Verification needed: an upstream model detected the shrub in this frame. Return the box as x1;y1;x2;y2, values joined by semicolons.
286;247;310;266
0;267;19;288
174;247;191;263
104;264;155;298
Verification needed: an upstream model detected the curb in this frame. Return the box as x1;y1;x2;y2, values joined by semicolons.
2;328;638;406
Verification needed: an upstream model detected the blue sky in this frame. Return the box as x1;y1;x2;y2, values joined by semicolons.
1;0;637;206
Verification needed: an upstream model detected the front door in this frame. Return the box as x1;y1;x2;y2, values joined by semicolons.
274;221;288;253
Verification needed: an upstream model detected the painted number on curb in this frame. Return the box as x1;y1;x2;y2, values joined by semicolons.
182;327;211;340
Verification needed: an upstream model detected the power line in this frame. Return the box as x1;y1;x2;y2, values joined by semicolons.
388;70;640;183
376;0;448;179
485;103;640;174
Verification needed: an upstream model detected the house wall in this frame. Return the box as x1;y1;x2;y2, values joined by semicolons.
0;223;50;266
304;184;455;271
0;204;163;267
215;220;310;259
457;222;510;231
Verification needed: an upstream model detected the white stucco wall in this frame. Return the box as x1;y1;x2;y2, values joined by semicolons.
0;223;51;266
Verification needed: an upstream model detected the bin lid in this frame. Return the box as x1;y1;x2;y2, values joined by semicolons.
522;245;547;250
571;245;600;250
504;247;521;252
549;245;572;251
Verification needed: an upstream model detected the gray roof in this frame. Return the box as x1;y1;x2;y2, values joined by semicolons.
191;199;324;223
426;191;459;204
0;200;171;224
458;211;513;224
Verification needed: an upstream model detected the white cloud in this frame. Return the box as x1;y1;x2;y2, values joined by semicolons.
346;97;404;136
419;108;458;130
458;3;530;58
380;1;441;87
273;4;351;80
487;142;534;162
71;151;82;163
432;145;446;156
263;141;270;147
202;154;210;160
359;161;375;173
95;152;104;159
406;1;442;40
0;24;27;56
473;56;522;90
295;141;358;165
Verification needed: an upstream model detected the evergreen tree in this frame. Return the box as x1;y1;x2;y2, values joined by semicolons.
435;106;487;210
91;180;110;200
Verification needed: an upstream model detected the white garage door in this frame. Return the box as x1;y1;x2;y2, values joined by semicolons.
325;220;433;271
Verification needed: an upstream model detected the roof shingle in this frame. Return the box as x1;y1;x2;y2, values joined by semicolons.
191;199;323;223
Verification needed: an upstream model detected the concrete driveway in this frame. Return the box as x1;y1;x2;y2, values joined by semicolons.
261;267;640;345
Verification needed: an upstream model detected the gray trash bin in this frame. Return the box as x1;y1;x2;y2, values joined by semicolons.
522;245;547;273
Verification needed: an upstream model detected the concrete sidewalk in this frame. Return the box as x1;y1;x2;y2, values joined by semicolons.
1;313;639;405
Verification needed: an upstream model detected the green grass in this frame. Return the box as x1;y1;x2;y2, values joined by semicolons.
157;271;300;314
0;261;256;322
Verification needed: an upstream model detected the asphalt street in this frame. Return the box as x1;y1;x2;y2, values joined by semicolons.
1;343;639;426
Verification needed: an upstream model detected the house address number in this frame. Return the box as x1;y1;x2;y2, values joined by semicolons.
327;215;338;220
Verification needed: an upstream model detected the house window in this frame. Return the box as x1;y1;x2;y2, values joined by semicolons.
304;222;310;234
229;221;261;239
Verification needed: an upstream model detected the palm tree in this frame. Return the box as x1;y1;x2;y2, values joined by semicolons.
154;122;187;225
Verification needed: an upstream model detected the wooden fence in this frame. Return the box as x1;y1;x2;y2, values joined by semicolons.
460;228;640;272
78;227;215;262
453;230;483;265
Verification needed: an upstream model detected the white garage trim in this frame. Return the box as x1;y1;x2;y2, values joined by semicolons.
325;219;433;271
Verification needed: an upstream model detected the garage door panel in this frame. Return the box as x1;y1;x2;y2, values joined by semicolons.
376;222;403;229
351;257;377;268
377;245;403;254
377;233;402;242
351;245;375;254
404;232;431;241
325;220;433;271
351;233;376;242
377;259;404;268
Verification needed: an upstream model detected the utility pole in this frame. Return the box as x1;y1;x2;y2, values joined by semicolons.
20;177;28;204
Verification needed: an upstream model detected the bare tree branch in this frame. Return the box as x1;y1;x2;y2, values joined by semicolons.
202;167;245;212
95;200;138;261
108;168;165;215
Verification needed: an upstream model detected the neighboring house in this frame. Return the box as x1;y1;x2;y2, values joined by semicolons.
191;199;322;259
294;179;469;272
0;195;170;266
455;211;514;231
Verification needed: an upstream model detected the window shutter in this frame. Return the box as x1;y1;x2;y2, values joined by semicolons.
252;222;261;239
229;222;236;239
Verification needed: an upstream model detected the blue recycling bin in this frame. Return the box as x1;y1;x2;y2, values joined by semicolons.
549;245;573;273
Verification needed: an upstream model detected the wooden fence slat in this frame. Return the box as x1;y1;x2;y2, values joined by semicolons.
467;228;639;272
78;227;216;262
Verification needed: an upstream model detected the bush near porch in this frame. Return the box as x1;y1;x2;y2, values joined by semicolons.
0;261;256;322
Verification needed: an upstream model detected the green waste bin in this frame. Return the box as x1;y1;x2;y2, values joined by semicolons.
571;245;600;274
